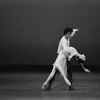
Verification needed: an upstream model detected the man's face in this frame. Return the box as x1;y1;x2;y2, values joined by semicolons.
67;33;71;38
65;32;71;38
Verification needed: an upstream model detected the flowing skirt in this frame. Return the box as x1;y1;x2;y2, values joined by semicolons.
53;53;67;76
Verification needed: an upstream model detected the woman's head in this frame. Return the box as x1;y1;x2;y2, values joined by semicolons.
75;54;86;63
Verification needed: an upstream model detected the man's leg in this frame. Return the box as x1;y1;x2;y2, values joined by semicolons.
67;59;74;90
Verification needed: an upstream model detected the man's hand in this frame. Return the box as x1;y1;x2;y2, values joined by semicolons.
68;56;72;61
73;29;79;32
71;29;79;37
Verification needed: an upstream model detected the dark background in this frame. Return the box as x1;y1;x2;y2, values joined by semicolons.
0;0;100;72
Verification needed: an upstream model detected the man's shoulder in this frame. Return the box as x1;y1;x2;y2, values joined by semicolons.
60;36;65;41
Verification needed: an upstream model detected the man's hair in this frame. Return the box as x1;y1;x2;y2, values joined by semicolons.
64;27;73;35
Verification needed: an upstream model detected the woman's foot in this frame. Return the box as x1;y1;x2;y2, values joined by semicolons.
41;84;51;91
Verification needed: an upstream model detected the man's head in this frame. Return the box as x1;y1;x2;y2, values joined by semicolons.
64;27;73;35
64;27;79;38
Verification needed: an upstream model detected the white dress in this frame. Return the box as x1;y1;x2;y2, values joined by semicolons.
53;50;67;67
53;36;70;75
53;50;69;76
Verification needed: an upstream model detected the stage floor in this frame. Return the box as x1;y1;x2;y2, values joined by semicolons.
0;72;100;100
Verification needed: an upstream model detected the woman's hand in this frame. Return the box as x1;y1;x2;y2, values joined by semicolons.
84;68;91;73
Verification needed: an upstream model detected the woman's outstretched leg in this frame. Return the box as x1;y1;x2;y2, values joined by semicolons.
42;66;57;90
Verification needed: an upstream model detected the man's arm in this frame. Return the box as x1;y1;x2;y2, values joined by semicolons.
70;29;79;37
61;38;70;53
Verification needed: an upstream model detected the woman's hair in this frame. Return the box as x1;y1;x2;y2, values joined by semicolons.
64;27;73;35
